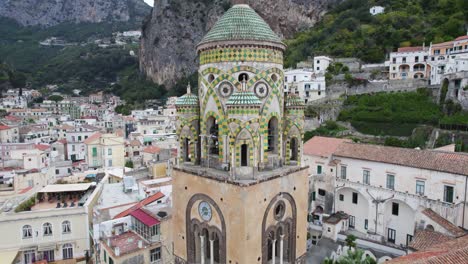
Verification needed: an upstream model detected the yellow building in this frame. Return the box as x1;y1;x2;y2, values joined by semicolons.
173;4;308;264
85;133;125;168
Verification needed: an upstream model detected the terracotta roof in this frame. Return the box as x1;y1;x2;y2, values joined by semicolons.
56;139;67;144
35;144;50;151
129;140;141;147
397;46;424;52
333;143;468;176
130;208;160;227
115;129;124;137
409;230;452;251
0;125;11;130
58;124;74;130
422;209;466;237
81;124;99;131
455;35;468;41
388;235;468;264
303;136;351;157
113;192;165;219
83;132;102;144
432;40;455;48
143;145;161;154
104;231;149;257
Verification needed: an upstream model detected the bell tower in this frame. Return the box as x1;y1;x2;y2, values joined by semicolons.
173;4;308;264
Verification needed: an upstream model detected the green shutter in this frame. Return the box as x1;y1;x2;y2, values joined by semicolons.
92;147;97;157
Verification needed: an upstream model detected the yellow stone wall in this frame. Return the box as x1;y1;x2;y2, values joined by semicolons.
172;168;308;263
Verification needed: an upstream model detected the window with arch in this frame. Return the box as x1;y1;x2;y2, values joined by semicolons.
267;117;278;153
290;138;298;161
62;221;71;234
238;73;249;82
22;225;32;239
208;74;215;83
43;222;53;236
62;243;73;259
206;117;219;155
241;144;248;166
184;138;191;162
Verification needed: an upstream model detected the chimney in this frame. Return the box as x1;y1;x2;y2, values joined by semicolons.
115;247;120;256
138;240;143;249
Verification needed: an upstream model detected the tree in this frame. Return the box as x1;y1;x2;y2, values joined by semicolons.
322;248;377;264
48;95;63;102
125;160;134;168
345;234;357;248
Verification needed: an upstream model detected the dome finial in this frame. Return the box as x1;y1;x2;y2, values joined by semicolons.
187;83;191;94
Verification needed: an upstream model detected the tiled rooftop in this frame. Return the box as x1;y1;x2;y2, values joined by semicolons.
422;209;466;237
105;231;149;257
303;136;351;157
389;234;468;264
409;230;452;251
333;143;468;176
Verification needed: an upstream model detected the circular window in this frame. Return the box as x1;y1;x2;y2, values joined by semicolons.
254;82;269;98
218;82;234;98
274;200;286;220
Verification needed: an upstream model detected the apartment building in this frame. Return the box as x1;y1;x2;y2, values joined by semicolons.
85;133;125;168
284;69;327;103
66;124;100;161
0;124;19;143
305;137;468;249
389;46;429;80
0;182;101;264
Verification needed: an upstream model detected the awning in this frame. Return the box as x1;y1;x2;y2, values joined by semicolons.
130;209;160;227
39;183;92;193
0;250;19;264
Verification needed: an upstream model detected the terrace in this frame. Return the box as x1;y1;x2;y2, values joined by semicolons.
28;183;95;211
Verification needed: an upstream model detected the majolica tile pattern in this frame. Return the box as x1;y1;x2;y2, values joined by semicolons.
200;48;283;65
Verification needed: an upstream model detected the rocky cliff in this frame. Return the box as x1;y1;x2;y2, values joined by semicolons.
140;0;341;87
0;0;150;27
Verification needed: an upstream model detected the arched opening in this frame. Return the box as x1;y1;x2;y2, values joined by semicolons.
267;117;278;153
238;73;249;82
241;144;248;166
267;231;275;261
413;73;424;79
413;63;425;72
271;74;278;82
184;138;190;162
208;74;215;83
290;137;298;161
206;117;219;155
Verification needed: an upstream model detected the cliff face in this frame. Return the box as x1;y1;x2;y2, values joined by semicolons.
0;0;150;27
140;0;340;87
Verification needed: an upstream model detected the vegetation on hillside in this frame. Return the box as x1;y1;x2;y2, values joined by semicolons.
285;0;468;67
0;17;172;104
339;90;441;136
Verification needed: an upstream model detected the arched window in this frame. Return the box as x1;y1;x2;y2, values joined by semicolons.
241;144;248;166
267;117;278;153
43;222;53;236
208;74;215;83
206;117;219;155
184;138;191;162
271;74;278;82
22;225;32;239
290;138;298;161
62;243;73;259
238;73;249;82
62;221;71;234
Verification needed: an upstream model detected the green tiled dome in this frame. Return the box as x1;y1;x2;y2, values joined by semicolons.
286;94;305;107
227;90;261;106
176;94;199;107
175;84;199;107
199;4;283;46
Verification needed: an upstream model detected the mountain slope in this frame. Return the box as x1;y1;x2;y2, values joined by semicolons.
0;0;151;27
285;0;468;67
139;0;342;87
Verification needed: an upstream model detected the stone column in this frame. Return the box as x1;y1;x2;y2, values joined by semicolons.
210;239;214;264
200;235;205;264
279;235;284;264
272;239;277;264
223;135;228;163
